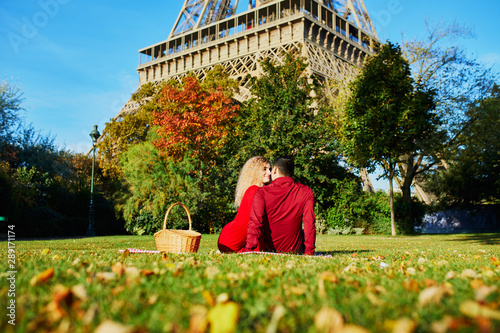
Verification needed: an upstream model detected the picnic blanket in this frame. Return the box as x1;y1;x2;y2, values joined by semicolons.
119;248;333;257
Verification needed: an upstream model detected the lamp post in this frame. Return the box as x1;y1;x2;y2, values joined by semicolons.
86;125;100;237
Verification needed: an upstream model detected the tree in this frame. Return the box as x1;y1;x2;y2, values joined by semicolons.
0;80;23;144
153;75;239;189
400;21;497;203
118;139;205;234
96;81;161;178
339;42;438;235
425;84;500;206
236;50;352;208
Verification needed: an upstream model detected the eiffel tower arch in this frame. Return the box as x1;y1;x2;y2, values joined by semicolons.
118;0;380;191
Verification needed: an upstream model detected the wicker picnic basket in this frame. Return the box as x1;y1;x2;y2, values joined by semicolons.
154;202;201;253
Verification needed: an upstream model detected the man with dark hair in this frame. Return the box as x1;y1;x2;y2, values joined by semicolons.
244;156;316;255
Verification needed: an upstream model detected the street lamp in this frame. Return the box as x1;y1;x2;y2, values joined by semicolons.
86;124;100;237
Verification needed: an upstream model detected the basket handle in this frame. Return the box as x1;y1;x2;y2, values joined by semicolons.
163;202;193;231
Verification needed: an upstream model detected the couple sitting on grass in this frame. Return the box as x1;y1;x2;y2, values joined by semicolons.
217;156;316;256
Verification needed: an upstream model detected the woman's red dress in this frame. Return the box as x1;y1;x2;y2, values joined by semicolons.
217;185;262;253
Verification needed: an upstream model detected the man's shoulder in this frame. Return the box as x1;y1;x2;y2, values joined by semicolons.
294;181;314;193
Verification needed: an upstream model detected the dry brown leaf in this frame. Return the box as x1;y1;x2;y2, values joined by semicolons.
203;290;215;307
475;285;498;301
111;285;125;296
429;315;453;333
124;266;140;278
189;305;208;333
460;269;480;279
318;271;339;297
403;279;419;292
314;306;344;333
94;320;135;333
418;286;444;307
111;262;125;276
266;305;286;333
366;291;384;306
121;249;130;260
391;317;416;333
96;272;117;281
71;284;87;301
459;300;500;320
469;279;484;290
30;268;55;286
205;266;220;279
141;269;155;276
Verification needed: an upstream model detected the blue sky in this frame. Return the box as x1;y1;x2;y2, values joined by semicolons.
1;0;499;189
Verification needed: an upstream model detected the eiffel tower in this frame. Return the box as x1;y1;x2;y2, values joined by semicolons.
118;0;380;191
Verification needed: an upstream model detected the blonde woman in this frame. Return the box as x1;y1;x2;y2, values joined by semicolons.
217;156;271;253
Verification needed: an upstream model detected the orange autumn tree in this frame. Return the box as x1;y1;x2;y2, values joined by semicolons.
153;75;239;182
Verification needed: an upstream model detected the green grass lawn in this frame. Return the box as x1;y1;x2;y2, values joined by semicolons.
1;234;499;332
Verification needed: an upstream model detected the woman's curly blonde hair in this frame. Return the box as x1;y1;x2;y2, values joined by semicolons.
234;156;270;208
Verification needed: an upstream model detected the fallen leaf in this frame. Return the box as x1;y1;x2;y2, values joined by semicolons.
141;269;155;276
418;258;427;265
406;267;416;276
340;324;370;333
205;266;220;279
391;317;416;333
430;315;453;333
189;305;208;333
418;286;444;306
435;260;448;267
96;272;117;281
30;268;55;286
491;257;500;266
445;271;455;280
475;285;498;302
71;284;87;301
94;320;135;333
318;271;338;297
41;248;50;255
459;300;500;320
403;279;419;292
124;266;140;278
469;279;484;290
111;262;125;276
266;305;285;333
460;269;480;279
122;249;130;259
314;306;344;333
366;292;384;306
207;301;239;333
343;263;358;273
203;290;215;307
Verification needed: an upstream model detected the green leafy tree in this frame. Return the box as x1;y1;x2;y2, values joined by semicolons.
340;42;438;235
425;84;500;206
118;139;206;234
235;50;351;207
400;22;496;203
0;80;23;145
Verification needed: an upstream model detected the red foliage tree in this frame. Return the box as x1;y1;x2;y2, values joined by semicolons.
153;76;239;165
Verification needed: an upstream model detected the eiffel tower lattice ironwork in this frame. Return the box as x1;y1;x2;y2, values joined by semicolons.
117;0;381;191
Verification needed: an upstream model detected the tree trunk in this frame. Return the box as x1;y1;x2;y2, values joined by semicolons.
389;165;396;236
